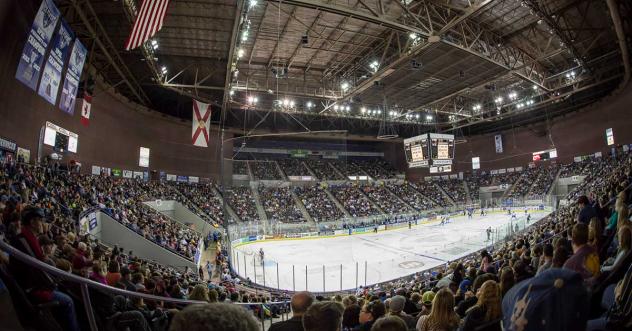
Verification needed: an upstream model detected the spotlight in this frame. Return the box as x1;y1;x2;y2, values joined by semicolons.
495;97;503;104
289;100;295;107
409;32;418;40
532;84;538;90
248;0;257;8
283;99;290;106
340;82;350;91
161;66;167;74
425;114;433;121
333;105;339;111
237;48;245;58
345;105;350;111
361;107;366;113
508;92;517;100
151;40;158;49
306;101;313;108
229;90;235;96
415;114;420;119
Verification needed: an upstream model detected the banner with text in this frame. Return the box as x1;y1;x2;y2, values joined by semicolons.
59;39;87;114
38;19;73;105
15;0;60;91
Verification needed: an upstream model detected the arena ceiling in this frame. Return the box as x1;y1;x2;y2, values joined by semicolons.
57;0;630;139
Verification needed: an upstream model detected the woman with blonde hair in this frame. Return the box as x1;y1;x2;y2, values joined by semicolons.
416;288;460;331
588;217;604;252
188;284;209;302
459;280;501;331
602;225;631;273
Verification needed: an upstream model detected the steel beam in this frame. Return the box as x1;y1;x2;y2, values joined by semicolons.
69;0;150;105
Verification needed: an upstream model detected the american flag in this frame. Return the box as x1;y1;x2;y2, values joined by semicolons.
124;0;170;51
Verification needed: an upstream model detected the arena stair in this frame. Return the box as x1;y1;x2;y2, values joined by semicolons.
501;174;523;200
328;162;347;179
210;186;243;223
290;189;316;225
301;160;317;178
356;187;386;214
435;183;457;206
245;161;254;180
251;186;269;223
545;168;563;204
384;185;416;212
273;160;287;180
461;180;473;204
323;188;353;218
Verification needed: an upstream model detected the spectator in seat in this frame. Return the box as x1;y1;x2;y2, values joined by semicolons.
303;301;344;331
269;291;314;331
188;284;209;302
106;260;122;286
460;280;502;331
564;223;600;281
388;295;416;329
169;303;260;331
502;268;589;331
416;288;460;331
355;300;386;331
536;244;554;275
577;195;597;224
372;315;408;331
601;225;631;273
120;267;136;291
9;206;81;331
343;303;362;330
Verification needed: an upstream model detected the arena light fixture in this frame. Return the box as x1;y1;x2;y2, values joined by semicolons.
237;48;245;59
409;32;418;40
425;114;433;121
361;107;366;114
340;82;350;91
517;103;524;109
289;100;295;107
472;104;482;112
229;90;235;96
532;84;538;90
415;114;420;119
333;105;339;111
369;60;379;72
247;96;257;105
494;97;503;104
508;92;518;100
306;101;313;108
151;40;158;49
283;99;290;106
161;66;167;74
249;0;258;8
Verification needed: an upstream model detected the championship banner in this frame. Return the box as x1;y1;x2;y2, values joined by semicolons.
192;99;211;147
494;134;503;153
38;19;74;105
59;39;87;114
15;0;61;91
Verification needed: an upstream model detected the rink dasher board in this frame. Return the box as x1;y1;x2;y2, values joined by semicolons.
230;208;551;248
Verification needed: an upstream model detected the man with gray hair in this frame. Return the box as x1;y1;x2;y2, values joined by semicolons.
169;303;259;331
269;291;314;331
302;301;344;331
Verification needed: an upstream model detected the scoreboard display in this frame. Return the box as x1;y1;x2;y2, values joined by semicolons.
403;134;430;168
404;133;455;170
429;133;455;165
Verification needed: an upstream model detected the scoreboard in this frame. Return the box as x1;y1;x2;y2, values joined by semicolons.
404;133;455;171
429;133;455;164
403;134;429;168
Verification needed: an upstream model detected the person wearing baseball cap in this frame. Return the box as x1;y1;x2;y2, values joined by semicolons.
388;295;416;329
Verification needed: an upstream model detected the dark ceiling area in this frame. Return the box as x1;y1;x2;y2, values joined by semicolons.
57;0;631;139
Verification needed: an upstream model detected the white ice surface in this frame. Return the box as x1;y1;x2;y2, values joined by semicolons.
233;210;549;292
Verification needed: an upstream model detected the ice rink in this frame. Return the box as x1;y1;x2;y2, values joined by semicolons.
232;209;550;292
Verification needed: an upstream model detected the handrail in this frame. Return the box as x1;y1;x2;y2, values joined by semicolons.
0;238;291;331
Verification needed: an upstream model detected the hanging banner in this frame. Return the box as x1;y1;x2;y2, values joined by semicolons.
15;0;61;91
37;19;74;105
59;39;87;114
494;134;503;153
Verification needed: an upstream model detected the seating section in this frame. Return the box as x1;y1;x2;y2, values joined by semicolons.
507;168;540;198
330;185;381;217
411;181;453;207
232;160;249;175
361;185;412;214
331;160;366;177
225;187;259;222
528;165;559;198
250;160;283;180
358;159;397;179
436;179;468;203
295;186;344;221
306;159;345;180
386;182;439;211
277;159;309;177
258;187;305;223
173;182;227;224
